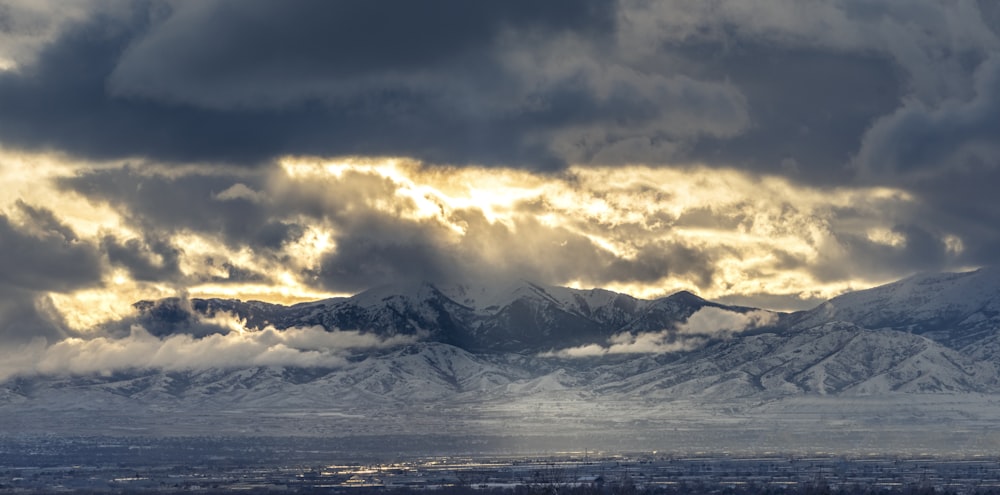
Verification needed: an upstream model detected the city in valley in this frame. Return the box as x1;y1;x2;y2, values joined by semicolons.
4;435;1000;494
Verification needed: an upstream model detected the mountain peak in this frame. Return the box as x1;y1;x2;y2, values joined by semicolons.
27;268;1000;417
664;290;708;305
792;266;1000;351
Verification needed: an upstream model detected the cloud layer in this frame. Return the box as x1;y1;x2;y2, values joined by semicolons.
0;148;976;342
542;307;778;358
0;1;998;355
0;0;994;177
0;314;421;382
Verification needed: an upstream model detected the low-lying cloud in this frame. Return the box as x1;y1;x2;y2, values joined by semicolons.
676;307;777;336
0;314;422;381
542;307;777;358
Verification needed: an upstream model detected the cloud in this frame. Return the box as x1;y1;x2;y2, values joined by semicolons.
35;154;964;326
0;0;751;169
55;167;296;251
0;0;995;179
0;314;423;381
0;206;101;292
0;1;999;344
106;1;615;110
0;144;976;347
0;289;68;344
100;234;182;282
676;307;778;336
0;204;103;342
213;183;266;203
856;56;1000;179
0;0;102;72
541;306;777;358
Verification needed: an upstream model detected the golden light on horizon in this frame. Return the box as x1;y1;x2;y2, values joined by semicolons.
0;148;949;330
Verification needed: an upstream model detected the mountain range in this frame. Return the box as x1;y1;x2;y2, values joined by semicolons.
135;280;744;353
4;267;1000;442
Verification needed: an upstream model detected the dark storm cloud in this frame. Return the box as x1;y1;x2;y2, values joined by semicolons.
605;241;716;287
679;45;903;183
812;225;951;283
0;208;101;292
57;167;303;250
0;14;304;165
0;0;997;318
306;207;612;294
0;0;750;169
0;288;65;343
106;0;614;108
100;234;182;282
904;167;1000;268
208;261;267;284
842;57;1000;275
314;232;455;294
856;57;1000;178
0;0;994;181
313;206;719;295
0;208;102;341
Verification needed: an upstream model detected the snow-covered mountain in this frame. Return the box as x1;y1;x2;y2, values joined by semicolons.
136;280;743;353
590;322;996;400
6;329;989;405
790;266;1000;359
5;268;1000;437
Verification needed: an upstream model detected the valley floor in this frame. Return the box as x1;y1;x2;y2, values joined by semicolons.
5;394;1000;456
3;437;1000;494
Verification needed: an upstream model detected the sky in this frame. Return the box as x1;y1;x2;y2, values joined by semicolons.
1;0;999;360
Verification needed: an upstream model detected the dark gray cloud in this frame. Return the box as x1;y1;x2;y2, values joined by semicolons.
0;208;101;292
680;45;903;183
856;57;1000;178
810;225;951;283
1;0;992;188
208;261;267;284
0;0;994;181
905;167;1000;268
314;233;455;294
58;167;303;251
0;0;997;332
0;288;65;343
14;199;78;242
0;0;748;169
0;208;102;341
101;234;182;282
311;204;720;295
106;0;615;109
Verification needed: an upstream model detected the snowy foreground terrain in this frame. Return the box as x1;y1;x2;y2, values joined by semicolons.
4;267;1000;455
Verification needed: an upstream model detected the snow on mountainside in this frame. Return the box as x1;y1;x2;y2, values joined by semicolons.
138;280;741;353
3;327;994;420
588;322;997;401
791;267;1000;355
5;268;1000;427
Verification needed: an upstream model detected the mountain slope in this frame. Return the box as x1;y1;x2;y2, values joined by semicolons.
578;322;997;402
136;280;750;353
5;268;1000;433
790;267;1000;356
3;327;994;419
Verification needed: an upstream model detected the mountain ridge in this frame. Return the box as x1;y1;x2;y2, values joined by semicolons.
4;268;1000;432
135;279;761;353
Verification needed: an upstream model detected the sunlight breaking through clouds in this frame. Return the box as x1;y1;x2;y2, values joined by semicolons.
0;148;958;342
